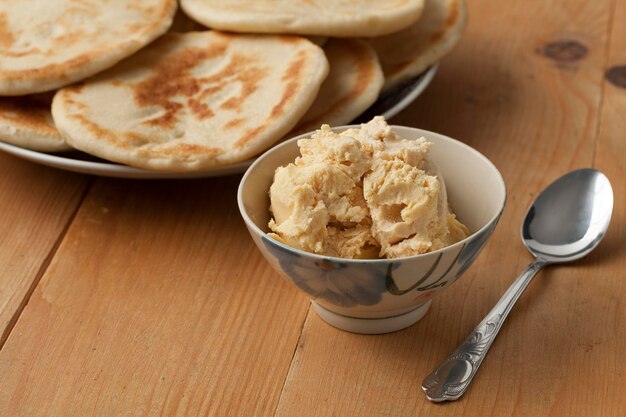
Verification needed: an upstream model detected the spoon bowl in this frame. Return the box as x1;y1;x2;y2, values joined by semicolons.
523;169;614;262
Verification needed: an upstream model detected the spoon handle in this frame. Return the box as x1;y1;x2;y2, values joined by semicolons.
421;258;548;402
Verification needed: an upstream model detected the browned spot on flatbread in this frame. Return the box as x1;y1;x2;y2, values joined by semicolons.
277;35;303;44
234;50;307;148
220;97;239;110
199;84;224;96
134;44;225;128
225;117;245;130
63;97;88;111
216;56;269;112
69;113;120;145
209;54;268;112
189;98;214;119
235;126;265;148
143;143;223;159
123;131;152;146
134;38;268;128
272;50;306;118
210;31;238;42
0;95;58;136
430;0;459;42
0;13;15;48
65;82;85;94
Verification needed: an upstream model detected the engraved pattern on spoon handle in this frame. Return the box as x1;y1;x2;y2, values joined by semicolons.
422;259;548;402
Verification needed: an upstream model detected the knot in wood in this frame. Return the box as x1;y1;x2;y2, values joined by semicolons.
541;40;588;62
605;66;626;89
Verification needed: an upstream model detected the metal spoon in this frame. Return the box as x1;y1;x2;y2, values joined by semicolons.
421;168;613;402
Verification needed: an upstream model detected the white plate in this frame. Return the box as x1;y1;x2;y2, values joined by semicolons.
0;66;437;179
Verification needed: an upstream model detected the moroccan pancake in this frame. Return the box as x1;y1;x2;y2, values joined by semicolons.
369;0;467;91
0;93;70;152
52;31;329;171
293;38;383;135
180;0;424;37
0;0;176;95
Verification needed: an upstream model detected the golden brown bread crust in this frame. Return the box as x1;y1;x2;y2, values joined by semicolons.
369;0;467;91
180;0;424;37
0;0;177;95
52;32;329;171
293;38;383;135
388;0;460;76
0;96;56;137
0;93;69;152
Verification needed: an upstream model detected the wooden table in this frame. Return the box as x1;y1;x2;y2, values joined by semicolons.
1;1;625;416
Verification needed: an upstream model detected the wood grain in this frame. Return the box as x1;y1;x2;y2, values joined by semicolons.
590;0;626;414
0;177;310;416
0;0;624;416
0;155;89;347
274;0;620;416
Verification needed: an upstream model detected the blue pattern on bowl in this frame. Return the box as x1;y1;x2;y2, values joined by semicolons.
454;217;500;277
261;236;388;307
260;230;497;311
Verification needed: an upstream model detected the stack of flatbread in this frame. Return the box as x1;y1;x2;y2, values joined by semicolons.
0;0;467;171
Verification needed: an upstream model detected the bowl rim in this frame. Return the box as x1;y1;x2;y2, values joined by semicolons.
237;124;507;264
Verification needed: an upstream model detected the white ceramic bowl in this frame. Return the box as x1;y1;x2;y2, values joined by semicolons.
238;126;506;334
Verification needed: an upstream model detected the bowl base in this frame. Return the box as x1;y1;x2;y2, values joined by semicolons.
311;301;432;335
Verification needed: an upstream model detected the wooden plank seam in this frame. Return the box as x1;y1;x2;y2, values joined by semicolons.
0;176;95;349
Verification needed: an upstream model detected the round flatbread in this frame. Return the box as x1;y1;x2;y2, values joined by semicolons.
0;0;176;95
293;38;383;135
180;0;424;37
369;0;467;91
52;31;329;171
0;93;70;152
